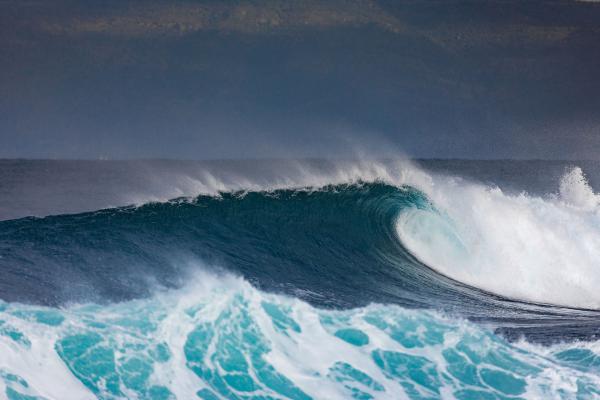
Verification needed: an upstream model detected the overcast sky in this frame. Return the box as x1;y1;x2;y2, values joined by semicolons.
1;0;600;160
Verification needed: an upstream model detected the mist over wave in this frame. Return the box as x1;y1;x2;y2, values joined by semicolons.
0;159;429;221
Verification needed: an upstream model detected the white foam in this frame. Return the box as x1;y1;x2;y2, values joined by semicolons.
2;272;599;399
559;166;600;211
396;166;600;309
0;315;96;399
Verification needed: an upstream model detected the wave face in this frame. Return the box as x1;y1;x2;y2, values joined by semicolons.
1;275;600;400
0;182;433;307
2;160;600;399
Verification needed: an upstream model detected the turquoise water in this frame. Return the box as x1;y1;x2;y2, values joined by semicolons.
0;274;598;400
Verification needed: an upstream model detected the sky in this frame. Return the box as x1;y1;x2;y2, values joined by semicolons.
1;0;600;160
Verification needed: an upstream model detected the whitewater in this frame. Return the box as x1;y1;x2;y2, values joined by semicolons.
1;159;600;399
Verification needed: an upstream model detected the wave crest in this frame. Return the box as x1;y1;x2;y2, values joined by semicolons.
397;166;600;309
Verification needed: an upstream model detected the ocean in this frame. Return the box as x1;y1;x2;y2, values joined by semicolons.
0;159;599;399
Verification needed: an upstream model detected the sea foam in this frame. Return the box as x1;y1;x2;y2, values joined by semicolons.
0;272;598;400
397;165;600;309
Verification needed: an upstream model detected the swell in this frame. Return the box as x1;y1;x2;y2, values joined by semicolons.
0;183;428;306
1;182;599;343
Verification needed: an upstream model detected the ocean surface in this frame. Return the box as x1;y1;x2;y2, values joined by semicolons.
1;159;600;399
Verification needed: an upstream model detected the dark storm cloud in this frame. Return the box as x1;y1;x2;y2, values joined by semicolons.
1;0;600;159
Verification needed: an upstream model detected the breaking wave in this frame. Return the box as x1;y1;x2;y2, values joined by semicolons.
2;160;600;399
